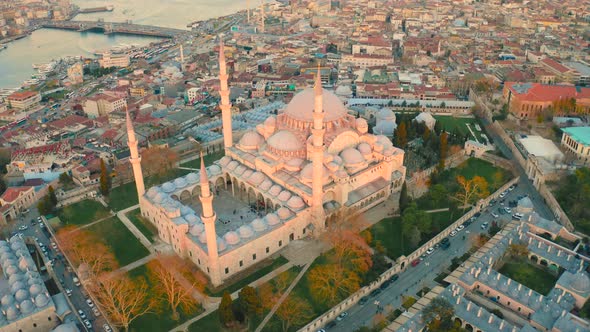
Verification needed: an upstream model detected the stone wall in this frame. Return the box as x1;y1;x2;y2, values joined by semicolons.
298;176;521;332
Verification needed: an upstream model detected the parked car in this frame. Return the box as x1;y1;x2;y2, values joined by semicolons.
359;296;369;305
450;230;458;237
481;222;489;229
325;321;337;329
370;289;382;297
380;280;391;290
86;299;95;308
336;312;348;321
73;277;81;287
411;259;421;267
389;274;399;282
92;307;101;317
505;207;512;213
499;192;507;198
491;212;499;218
441;238;451;249
456;225;465;232
78;310;87;319
103;324;113;332
426;247;435;255
83;319;92;329
508;185;515;191
65;289;72;297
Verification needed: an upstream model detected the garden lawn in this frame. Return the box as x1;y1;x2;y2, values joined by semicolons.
108;168;192;211
180;150;225;169
498;260;559;295
126;208;157;243
433;116;479;140
188;310;222;332
128;265;203;332
87;217;149;266
440;158;511;192
207;255;289;297
58;200;111;226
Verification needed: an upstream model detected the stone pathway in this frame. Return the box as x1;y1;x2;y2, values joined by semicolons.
178;167;198;171
116;205;154;253
116;253;156;272
425;208;450;213
74;213;115;231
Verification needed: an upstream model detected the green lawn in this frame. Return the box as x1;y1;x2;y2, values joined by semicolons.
188;310;222;332
86;217;150;266
498;260;559;295
207;255;289;297
126;208;158;243
180;150;225;169
433;116;481;141
128;265;203;332
364;210;455;260
108;168;192;211
58;200;111;226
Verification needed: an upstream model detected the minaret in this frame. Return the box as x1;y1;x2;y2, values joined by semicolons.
259;0;265;33
247;0;251;24
199;153;221;286
179;44;185;72
218;39;233;151
311;66;325;230
126;108;145;199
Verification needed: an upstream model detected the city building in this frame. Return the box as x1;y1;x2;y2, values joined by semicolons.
503;82;590;119
66;62;83;85
98;53;130;68
561;127;590;165
0;237;60;331
131;42;406;286
7;141;73;182
83;93;127;118
0;186;36;217
6;91;41;111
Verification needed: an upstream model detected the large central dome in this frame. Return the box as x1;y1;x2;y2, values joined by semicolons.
284;88;348;122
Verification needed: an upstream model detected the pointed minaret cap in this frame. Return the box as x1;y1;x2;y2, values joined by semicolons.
199;152;209;185
314;63;322;96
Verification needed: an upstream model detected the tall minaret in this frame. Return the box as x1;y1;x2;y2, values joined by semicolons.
311;66;325;230
247;0;251;24
259;0;265;33
179;44;185;72
199;153;221;286
218;39;233;151
126;108;145;199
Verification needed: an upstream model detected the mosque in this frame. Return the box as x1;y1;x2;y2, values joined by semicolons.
127;41;406;286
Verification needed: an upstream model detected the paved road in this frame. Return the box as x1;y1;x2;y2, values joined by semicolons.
7;207;111;332
331;182;547;331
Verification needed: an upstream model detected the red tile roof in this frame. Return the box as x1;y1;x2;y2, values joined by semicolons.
1;187;33;203
506;82;590;102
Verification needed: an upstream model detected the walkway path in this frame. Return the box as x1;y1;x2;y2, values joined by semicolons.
116;204;154;253
178;167;198;171
255;262;312;332
425;208;450;213
117;253;156;272
75;213;115;231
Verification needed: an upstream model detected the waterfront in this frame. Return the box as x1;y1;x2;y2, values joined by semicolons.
0;0;260;88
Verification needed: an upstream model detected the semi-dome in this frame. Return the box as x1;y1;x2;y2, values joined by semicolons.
19;299;34;314
174;178;188;188
571;273;590;293
287;196;305;211
223;232;240;245
161;182;176;193
34;293;50;307
300;163;331;184
340;148;365;166
284;89;347;122
239;131;265;150
267;130;303;152
237;225;255;239
277;207;292;220
259;179;273;191
186;173;199;184
265;213;280;226
189;223;204;236
278;191;292;202
251;218;268;232
29;284;43;296
358;142;372;155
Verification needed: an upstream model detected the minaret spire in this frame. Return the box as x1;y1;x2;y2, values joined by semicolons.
198;151;221;286
311;65;325;231
126;107;145;198
218;38;233;151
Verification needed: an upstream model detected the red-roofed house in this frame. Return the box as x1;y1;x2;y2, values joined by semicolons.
0;186;36;223
503;82;590;119
540;58;578;83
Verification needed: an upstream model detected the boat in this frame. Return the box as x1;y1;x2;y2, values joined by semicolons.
0;44;6;52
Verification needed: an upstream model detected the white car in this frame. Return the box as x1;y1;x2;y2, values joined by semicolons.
65;289;72;297
86;299;95;308
426;247;435;255
491;212;499;218
505;207;512;213
456;225;465;232
450;230;458;237
336;311;348;321
499;192;507;198
78;310;86;319
83;319;92;329
103;324;112;332
92;307;101;317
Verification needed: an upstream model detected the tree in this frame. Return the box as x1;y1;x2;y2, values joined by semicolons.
491;170;505;190
99;159;111;196
399;181;410;212
88;272;155;331
394;122;408;149
406;226;421;249
56;226;118;275
307;264;361;306
454;175;489;208
507;243;529;259
402;202;432;235
423;298;456;331
238;286;263;323
275;294;314;332
323;217;373;274
0;176;6;196
439;132;448;170
147;255;199;320
140;147;179;178
429;184;448;208
48;185;58;206
219;291;236;327
59;172;74;187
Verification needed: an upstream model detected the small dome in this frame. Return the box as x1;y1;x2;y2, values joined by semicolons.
278;190;292;202
198;232;207;244
10;281;25;293
146;187;159;198
358;143;372;155
209;165;222;175
185;214;201;224
287;196;305;211
267;130;303;152
356;118;368;130
153;192;166;203
174;178;188;188
239;131;265;150
264;116;276;128
277;207;292;220
180;206;194;216
226;161;239;171
340;148;365;166
259;179;273;191
237;225;255;239
19;299;34;314
249;172;265;185
29;284;43;296
1;294;14;306
251;218;268;232
377;108;395;121
34;293;50;308
269;185;283;196
223;232;240;245
186;173;199;184
14;289;29;302
5;304;19;320
265;213;280;226
217;237;226;251
219;156;232;167
161;182;176;193
189;223;205;236
8;274;23;285
571;273;590;293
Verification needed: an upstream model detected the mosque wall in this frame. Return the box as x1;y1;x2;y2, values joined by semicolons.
1;305;57;332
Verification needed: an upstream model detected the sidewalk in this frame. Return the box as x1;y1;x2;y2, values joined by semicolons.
116;204;154;253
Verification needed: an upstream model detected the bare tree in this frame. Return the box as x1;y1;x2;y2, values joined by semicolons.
56;226;118;276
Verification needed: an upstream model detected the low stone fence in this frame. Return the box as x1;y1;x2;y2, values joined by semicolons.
298;176;521;332
480;152;516;174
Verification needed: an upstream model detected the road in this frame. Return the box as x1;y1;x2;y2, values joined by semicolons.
7;207;111;332
331;180;550;331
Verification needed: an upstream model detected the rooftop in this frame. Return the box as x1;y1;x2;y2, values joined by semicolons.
562;127;590;146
